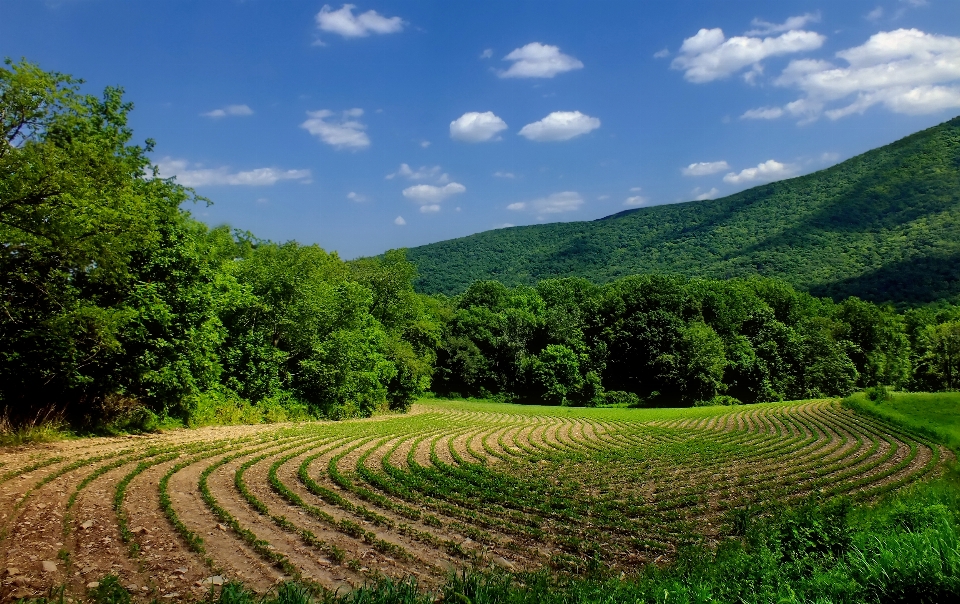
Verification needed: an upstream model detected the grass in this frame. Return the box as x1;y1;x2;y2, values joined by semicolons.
844;391;960;456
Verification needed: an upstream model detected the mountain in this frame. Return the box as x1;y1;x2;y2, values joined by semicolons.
406;116;960;305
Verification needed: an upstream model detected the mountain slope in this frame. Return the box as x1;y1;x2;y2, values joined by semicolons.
407;116;960;304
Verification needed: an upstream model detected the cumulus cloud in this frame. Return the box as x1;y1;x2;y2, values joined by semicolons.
419;204;441;213
744;29;960;122
300;109;370;150
202;104;253;118
723;160;796;185
394;216;406;225
387;164;449;182
693;187;720;200
671;26;825;83
480;48;493;59
518;111;600;142
654;48;670;59
347;192;367;202
402;182;466;206
747;12;821;36
682;160;731;176
154;158;311;187
449;111;508;142
775;29;960;120
315;4;404;38
499;43;584;78
507;191;583;215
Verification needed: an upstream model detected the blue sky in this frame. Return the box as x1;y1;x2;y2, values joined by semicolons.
4;0;960;258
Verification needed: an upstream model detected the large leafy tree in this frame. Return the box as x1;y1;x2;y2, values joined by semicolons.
0;59;220;425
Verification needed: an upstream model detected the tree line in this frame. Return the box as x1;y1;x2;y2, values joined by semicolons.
2;60;959;430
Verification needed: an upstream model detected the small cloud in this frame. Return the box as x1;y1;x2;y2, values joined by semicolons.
419;140;431;148
495;223;514;229
480;48;493;59
450;111;508;142
866;7;884;21
202;104;254;118
692;187;720;200
255;197;269;204
597;195;610;200
394;215;406;225
402;182;466;206
420;204;441;213
623;195;649;207
820;151;840;163
387;164;449;183
901;0;928;6
723;160;796;184
741;106;785;120
653;48;670;59
301;109;370;150
508;191;583;214
315;4;404;38
347;191;367;202
499;43;584;78
518;111;600;142
682;161;730;176
493;171;516;179
746;12;821;36
154;157;311;187
629;186;642;192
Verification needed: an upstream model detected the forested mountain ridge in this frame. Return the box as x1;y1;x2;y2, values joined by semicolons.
407;116;960;304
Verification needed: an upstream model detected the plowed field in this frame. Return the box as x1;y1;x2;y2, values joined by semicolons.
0;399;952;601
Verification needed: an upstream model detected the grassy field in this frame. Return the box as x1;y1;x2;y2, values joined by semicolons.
0;398;955;603
845;391;960;455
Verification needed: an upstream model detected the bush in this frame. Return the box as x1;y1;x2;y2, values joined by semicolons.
867;384;892;402
602;390;640;407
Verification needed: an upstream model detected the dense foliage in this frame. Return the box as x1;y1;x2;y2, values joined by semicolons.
0;60;436;428
3;60;960;429
406;115;960;305
429;275;960;406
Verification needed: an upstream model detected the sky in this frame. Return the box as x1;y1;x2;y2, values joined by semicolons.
4;0;960;259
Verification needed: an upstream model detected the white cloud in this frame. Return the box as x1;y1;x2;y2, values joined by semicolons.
394;215;406;225
672;27;825;83
902;0;928;6
300;109;370;150
419;140;431;148
518;111;600;142
402;182;466;205
654;48;670;59
507;191;583;215
419;204;441;213
746;12;821;36
820;151;840;163
741;106;786;119
623;195;650;207
315;4;404;38
723;160;796;185
682;161;731;176
493;171;515;179
495;223;515;229
693;187;720;200
750;29;960;122
387;164;448;182
449;111;508;142
154;158;311;187
499;43;584;78
480;48;493;59
202;104;253;118
347;191;367;202
866;7;884;21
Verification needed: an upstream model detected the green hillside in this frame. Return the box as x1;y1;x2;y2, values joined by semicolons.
407;116;960;304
